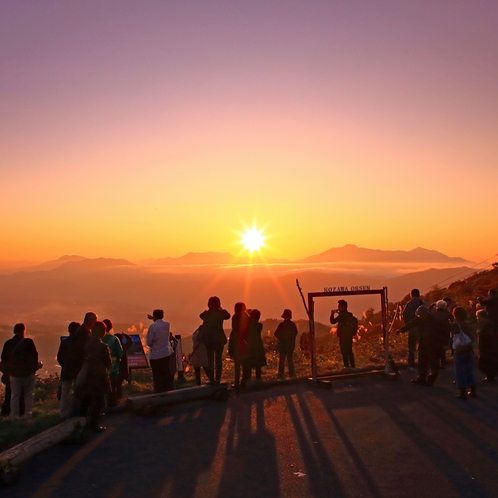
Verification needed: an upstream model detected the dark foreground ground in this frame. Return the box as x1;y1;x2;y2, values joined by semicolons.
3;368;498;498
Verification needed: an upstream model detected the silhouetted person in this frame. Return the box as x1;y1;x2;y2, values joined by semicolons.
398;306;447;386
71;321;111;431
200;296;231;385
430;300;452;368
442;296;457;318
68;312;98;380
330;300;358;369
57;321;80;418
1;374;24;417
114;330;133;398
477;289;498;326
228;302;250;387
476;309;498;382
102;319;123;407
402;289;426;370
275;309;298;379
190;325;210;386
1;323;40;419
146;309;176;392
451;307;476;399
242;309;267;383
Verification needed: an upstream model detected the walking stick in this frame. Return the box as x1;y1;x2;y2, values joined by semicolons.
296;279;317;380
387;303;401;377
296;279;310;317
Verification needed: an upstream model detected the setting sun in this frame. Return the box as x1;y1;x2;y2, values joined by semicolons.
240;227;266;253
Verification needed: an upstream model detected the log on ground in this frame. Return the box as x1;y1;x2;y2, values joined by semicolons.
127;384;229;411
0;417;87;470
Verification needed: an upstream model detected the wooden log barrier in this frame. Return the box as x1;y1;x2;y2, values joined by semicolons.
127;383;230;414
0;416;87;477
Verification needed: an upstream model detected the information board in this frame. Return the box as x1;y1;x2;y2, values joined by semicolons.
127;334;149;369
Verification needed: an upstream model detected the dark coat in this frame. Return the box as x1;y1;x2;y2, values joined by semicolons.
81;337;112;397
200;308;231;350
1;335;38;378
479;296;498;325
401;315;448;351
430;309;452;343
330;310;356;341
65;325;91;380
478;320;498;373
228;311;250;360
242;321;267;368
57;336;74;381
274;319;298;353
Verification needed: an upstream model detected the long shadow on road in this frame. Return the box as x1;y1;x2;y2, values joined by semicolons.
3;370;498;498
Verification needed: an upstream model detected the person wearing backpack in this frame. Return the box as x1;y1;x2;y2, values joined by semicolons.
0;323;40;419
330;300;358;370
402;289;426;370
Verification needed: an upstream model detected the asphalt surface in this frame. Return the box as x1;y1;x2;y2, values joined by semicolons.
3;368;498;498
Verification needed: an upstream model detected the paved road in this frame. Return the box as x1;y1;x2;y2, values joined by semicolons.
3;369;498;498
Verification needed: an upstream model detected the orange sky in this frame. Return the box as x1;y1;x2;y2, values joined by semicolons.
1;2;497;265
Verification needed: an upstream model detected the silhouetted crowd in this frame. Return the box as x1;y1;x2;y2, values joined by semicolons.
1;287;497;432
397;287;498;398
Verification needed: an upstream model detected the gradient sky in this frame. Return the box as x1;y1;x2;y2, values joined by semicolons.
1;1;497;264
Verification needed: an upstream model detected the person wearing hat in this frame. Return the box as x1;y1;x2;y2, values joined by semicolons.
274;309;298;379
430;300;452;369
397;305;449;385
330;300;358;370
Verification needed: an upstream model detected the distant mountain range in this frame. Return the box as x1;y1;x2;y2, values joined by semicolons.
7;256;134;274
0;245;472;274
296;245;471;264
147;245;472;266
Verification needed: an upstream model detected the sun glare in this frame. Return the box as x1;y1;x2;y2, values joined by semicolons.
240;227;265;252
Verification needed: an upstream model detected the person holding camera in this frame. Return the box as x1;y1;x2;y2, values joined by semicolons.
146;309;176;392
330;300;358;370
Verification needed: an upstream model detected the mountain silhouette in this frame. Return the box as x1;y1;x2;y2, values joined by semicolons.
296;244;472;264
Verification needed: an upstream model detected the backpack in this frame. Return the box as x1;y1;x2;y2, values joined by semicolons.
343;313;358;337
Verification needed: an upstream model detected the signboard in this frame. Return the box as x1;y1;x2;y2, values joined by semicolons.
323;285;371;292
127;334;149;369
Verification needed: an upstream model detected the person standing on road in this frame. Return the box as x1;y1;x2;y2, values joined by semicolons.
190;325;210;386
430;300;452;369
146;309;176;393
1;323;40;419
476;309;498;382
228;302;250;387
330;300;358;370
200;297;231;385
402;289;426;370
114;330;133;399
71;321;112;432
398;306;447;386
451;307;476;399
275;309;298;379
102;319;123;407
242;309;267;384
68;312;98;379
57;321;80;418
